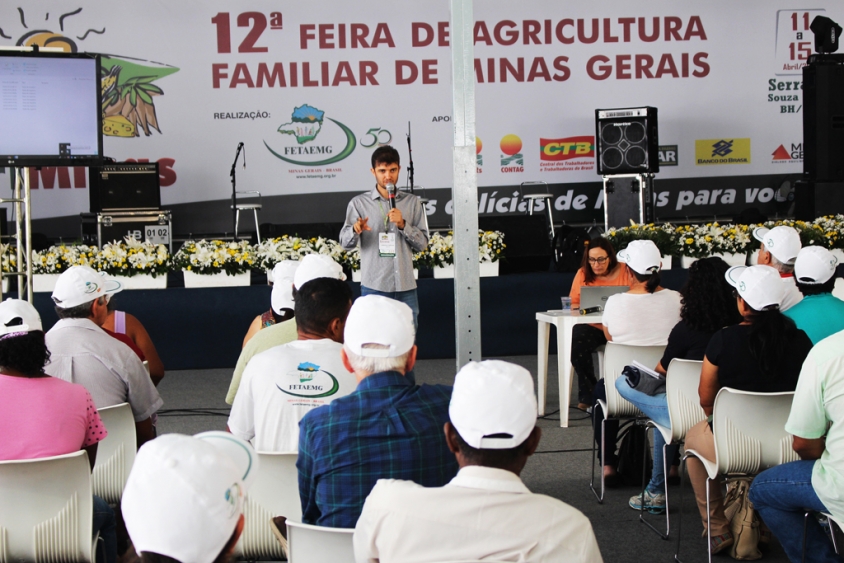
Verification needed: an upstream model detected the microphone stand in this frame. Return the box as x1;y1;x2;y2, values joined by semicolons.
406;121;414;193
230;142;244;239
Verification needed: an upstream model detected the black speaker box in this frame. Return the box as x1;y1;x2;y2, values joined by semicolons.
478;215;551;274
89;163;161;212
803;55;844;182
595;107;659;175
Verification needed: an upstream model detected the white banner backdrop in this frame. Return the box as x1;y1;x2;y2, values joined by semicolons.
0;0;838;219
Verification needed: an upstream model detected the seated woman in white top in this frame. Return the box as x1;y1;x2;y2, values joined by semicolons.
592;240;682;487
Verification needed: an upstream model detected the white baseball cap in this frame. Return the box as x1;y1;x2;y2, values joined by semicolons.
344;295;414;357
449;360;537;450
51;265;122;309
270;260;300;314
0;299;42;339
122;431;258;563
617;239;662;275
753;226;801;264
725;265;785;311
293;254;346;290
794;246;838;285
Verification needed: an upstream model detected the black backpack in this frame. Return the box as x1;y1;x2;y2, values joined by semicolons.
616;420;653;487
552;227;590;272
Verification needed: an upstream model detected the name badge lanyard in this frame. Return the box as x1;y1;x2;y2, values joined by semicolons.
378;198;397;258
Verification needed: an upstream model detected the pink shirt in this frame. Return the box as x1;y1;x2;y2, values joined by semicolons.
0;374;107;461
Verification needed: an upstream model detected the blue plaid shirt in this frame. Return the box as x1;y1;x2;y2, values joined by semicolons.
297;371;457;528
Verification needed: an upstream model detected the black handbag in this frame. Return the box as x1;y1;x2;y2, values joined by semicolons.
622;364;666;396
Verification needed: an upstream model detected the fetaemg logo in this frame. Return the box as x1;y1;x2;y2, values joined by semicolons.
276;361;340;398
695;138;751;165
772;143;803;163
264;104;355;166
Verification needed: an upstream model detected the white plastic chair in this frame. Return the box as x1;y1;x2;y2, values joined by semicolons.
92;402;137;505
590;342;666;502
677;388;798;563
0;450;99;562
285;520;355;563
234;451;301;560
640;359;705;539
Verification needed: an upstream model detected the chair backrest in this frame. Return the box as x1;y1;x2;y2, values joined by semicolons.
0;450;95;563
712;387;800;475
92;402;137;504
285;520;355;563
665;359;706;442
235;451;301;560
603;342;667;417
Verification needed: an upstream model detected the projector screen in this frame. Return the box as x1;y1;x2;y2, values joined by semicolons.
0;50;103;167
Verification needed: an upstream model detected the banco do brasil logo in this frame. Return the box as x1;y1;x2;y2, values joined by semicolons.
264;104;356;166
695;138;751;166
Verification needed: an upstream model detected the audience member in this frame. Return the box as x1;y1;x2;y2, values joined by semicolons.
591;240;682;487
784;245;844;344
570;237;632;409
298;295;457;528
616;257;742;512
102;300;165;385
749;329;844;563
0;299;117;563
122;431;257;563
45;266;162;447
241;260;299;348
354;360;604;563
228;277;355;451
754;225;803;310
685;265;813;554
226;255;345;404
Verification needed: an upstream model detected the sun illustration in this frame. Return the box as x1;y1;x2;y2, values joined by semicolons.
1;7;179;138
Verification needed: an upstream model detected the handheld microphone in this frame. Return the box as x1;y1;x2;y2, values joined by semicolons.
386;183;397;210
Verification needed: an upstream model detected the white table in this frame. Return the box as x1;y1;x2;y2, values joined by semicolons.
536;310;603;427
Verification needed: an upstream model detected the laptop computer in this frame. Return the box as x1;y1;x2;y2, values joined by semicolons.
580;286;628;312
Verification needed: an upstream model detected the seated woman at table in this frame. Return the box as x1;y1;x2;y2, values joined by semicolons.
570;237;632;409
592;240;681;487
615;257;742;513
241;260;298;347
684;265;812;555
0;299;117;563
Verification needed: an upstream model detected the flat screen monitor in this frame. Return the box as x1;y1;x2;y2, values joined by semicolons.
0;50;103;167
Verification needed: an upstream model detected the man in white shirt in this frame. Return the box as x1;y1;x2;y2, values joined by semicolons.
749;329;844;562
354;360;604;563
753;225;803;311
228;277;354;451
45;266;162;446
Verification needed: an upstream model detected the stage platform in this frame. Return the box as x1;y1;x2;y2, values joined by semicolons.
27;270;691;371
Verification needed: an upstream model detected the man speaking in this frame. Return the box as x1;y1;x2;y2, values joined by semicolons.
340;146;428;329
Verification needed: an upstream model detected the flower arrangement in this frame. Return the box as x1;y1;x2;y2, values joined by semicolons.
672;222;757;258
96;238;170;278
0;244;17;273
253;235;316;270
344;247;361;272
32;244;98;274
605;222;678;256
414;230;506;269
479;230;506;263
173;240;255;275
810;215;844;249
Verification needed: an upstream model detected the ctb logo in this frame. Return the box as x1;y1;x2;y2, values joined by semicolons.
540;137;594;161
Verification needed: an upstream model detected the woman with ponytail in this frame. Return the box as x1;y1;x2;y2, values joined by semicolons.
592;240;682;486
684;265;813;555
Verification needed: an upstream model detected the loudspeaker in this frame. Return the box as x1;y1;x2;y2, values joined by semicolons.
595;107;659;175
803;55;844;182
478;215;551;274
89;163;161;212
